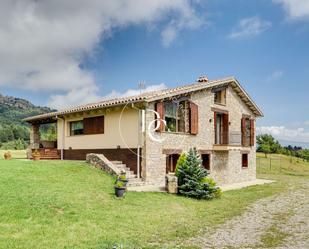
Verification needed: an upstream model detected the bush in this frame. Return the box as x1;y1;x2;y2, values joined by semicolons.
176;148;221;200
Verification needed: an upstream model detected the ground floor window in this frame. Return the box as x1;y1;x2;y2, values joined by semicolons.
70;120;84;135
242;153;248;168
201;154;210;170
166;154;180;173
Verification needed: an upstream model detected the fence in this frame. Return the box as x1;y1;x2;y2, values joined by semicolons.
256;155;308;174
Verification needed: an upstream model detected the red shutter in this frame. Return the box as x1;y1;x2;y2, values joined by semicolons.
250;119;255;146
222;113;229;144
189;102;198;135
241;117;246;146
155;102;165;132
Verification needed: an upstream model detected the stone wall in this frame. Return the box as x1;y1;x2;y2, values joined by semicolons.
142;85;257;185
86;153;122;175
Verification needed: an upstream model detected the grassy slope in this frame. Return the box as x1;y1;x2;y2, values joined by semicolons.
0;154;308;248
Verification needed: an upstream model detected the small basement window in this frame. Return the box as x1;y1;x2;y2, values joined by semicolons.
70;120;84;136
242;154;248;168
166;154;180;173
201;154;210;170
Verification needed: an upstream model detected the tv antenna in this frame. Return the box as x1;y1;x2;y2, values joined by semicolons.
138;81;146;94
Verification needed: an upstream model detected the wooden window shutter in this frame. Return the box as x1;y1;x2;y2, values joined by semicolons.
84;116;104;135
155;102;165;132
250;119;255;146
213;112;217;130
222;113;229;144
189;102;198;135
241;117;246;146
95;116;104;134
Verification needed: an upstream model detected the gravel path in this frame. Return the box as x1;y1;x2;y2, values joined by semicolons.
187;179;309;249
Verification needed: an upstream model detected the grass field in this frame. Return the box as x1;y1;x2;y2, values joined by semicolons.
0;153;308;248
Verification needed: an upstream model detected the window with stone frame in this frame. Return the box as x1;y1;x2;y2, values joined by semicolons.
242;153;248;168
214;88;226;105
164;100;188;133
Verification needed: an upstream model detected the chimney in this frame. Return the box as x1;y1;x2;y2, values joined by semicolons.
197;75;209;83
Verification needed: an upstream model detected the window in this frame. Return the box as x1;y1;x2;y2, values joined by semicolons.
214;89;226;105
242;154;248;168
69;116;104;136
164;101;187;133
201;154;210;170
214;112;229;145
166;154;180;173
70;120;84;136
241;117;254;146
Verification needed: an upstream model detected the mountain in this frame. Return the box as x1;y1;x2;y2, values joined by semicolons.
0;93;55;149
0;93;53;126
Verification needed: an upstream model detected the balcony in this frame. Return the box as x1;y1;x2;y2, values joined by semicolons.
213;131;242;151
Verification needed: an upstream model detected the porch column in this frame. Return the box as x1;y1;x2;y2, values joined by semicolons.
30;123;40;149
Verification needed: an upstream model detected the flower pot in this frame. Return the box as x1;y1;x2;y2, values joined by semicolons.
32;155;41;161
4;152;12;160
115;186;126;197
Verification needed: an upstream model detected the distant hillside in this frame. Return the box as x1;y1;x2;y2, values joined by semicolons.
0;93;55;149
0;93;53;126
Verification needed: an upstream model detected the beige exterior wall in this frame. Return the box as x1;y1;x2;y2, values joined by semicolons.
57;107;140;150
143;86;257;185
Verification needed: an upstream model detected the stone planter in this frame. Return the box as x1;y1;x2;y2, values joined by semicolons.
165;173;178;194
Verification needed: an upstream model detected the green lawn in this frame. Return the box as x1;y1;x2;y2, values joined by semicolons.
0;154;307;248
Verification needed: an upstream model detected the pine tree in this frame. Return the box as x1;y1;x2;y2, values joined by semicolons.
176;148;220;199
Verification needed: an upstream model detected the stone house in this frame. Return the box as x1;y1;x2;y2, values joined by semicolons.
24;76;263;186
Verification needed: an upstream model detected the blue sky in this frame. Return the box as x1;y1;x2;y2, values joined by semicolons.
0;0;308;146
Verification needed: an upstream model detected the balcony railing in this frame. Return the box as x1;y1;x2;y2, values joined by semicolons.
214;131;242;146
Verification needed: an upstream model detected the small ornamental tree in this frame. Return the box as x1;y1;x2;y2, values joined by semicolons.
175;148;221;200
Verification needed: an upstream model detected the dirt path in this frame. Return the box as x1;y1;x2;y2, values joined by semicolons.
187;179;309;249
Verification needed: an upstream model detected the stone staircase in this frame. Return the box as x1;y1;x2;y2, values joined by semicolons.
110;160;146;187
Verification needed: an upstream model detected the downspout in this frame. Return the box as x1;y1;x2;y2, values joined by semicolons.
131;103;146;179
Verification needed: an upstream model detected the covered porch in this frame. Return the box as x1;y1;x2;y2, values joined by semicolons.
28;118;60;160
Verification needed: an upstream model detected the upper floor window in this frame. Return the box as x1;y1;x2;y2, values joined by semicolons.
164;101;186;133
241;117;254;146
213;88;226;105
69;116;104;136
70;120;84;136
155;99;198;135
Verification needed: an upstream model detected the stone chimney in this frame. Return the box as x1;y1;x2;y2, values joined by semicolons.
197;75;209;82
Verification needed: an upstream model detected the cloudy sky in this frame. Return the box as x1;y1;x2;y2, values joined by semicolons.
0;0;309;147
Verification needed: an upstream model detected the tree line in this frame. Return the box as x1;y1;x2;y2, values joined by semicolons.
257;134;309;161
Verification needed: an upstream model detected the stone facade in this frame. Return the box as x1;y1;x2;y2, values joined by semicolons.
141;85;257;185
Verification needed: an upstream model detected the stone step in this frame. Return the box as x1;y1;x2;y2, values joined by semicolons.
111;161;123;165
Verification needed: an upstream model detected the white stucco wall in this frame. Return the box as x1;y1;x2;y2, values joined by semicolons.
57;107;140;150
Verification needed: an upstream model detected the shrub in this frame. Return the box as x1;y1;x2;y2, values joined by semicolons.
115;181;125;188
119;175;127;181
176;148;221;200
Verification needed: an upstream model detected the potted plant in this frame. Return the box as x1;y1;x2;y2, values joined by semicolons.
4;151;12;160
118;174;129;187
114;181;126;197
32;150;41;161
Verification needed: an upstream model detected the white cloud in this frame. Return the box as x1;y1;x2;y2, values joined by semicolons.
48;83;167;109
266;70;284;82
257;126;309;143
0;0;201;108
228;17;272;39
274;0;309;20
